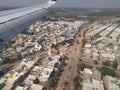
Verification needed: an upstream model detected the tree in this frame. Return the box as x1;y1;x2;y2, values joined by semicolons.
50;78;58;87
17;52;22;59
33;77;39;84
62;55;69;60
100;67;116;77
63;81;68;87
94;60;99;64
112;60;118;69
51;44;58;50
77;63;93;71
3;57;11;64
102;60;111;66
76;40;80;44
73;75;82;90
46;80;52;88
45;78;58;88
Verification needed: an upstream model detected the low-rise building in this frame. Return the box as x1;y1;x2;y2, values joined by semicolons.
82;68;104;90
103;75;120;90
24;75;36;86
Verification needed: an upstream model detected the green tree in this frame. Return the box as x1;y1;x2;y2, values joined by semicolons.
17;52;22;59
77;63;93;71
46;78;58;88
51;44;58;50
94;60;99;64
102;60;111;66
100;67;116;77
73;75;82;90
112;60;118;69
63;81;68;87
46;80;52;88
3;57;10;64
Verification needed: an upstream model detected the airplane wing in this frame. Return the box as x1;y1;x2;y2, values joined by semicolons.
0;0;57;41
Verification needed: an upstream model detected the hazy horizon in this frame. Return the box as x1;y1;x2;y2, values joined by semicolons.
0;0;120;9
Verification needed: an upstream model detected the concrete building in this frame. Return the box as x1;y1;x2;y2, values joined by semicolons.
104;75;120;90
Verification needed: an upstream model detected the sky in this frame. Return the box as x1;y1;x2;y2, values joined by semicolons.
0;0;120;8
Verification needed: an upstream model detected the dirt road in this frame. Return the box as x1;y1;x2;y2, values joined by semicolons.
56;22;98;90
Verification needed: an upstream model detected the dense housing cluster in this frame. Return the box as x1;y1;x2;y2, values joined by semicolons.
0;20;86;90
81;23;120;63
80;22;120;90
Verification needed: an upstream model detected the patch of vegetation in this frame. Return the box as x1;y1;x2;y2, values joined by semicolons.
112;60;118;69
45;56;67;89
2;57;11;64
77;63;93;71
76;40;80;44
73;75;82;90
94;60;99;64
16;52;22;59
99;66;116;77
62;55;69;60
51;44;58;50
102;60;111;66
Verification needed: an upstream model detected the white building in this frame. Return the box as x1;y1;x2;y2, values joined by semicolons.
104;75;120;90
82;68;104;90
